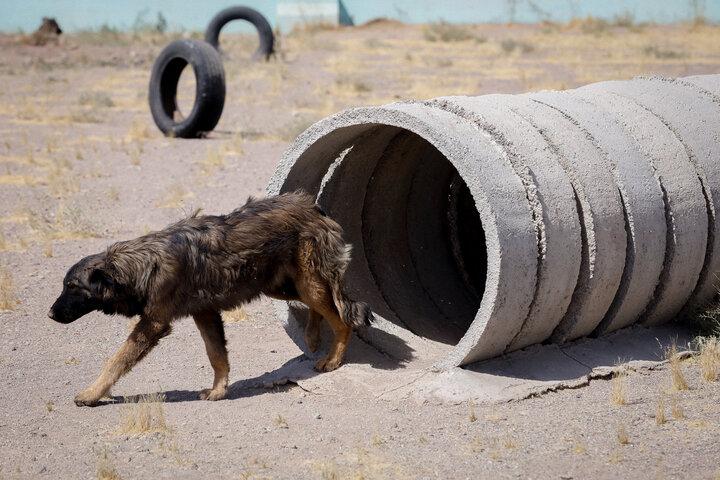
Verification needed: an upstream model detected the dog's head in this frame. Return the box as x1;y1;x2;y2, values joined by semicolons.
40;17;62;35
49;253;113;323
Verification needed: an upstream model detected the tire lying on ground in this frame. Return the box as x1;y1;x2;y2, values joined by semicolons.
205;6;275;60
148;39;226;139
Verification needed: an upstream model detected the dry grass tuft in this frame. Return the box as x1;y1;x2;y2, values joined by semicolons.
46;158;80;197
468;401;477;422
670;395;685;420
79;91;115;109
273;414;289;429
28;203;99;243
157;184;194;209
45;400;55;412
573;441;587;455
0;266;20;311
423;22;483;43
666;343;689;391
119;393;169;435
199;146;226;175
616;424;630;445
695;303;720;336
642;45;685;59
610;366;627;406
500;39;535;54
126;118;152;142
697;336;720;382
96;447;122;480
334;74;372;93
223;307;249;323
276;114;320;142
656;396;667;425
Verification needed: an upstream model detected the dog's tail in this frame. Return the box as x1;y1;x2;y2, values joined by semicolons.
322;241;374;329
312;216;375;329
331;279;374;330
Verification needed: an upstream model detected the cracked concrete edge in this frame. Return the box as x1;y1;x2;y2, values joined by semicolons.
410;324;696;405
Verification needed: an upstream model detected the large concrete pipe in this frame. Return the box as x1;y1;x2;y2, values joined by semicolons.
267;74;720;368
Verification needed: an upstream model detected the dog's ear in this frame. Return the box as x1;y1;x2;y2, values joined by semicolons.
88;266;114;296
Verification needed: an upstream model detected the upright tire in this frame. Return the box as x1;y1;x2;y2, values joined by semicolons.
205;6;275;60
148;39;225;139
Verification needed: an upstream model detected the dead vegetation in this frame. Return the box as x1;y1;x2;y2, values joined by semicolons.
610;365;628;406
273;414;289;429
27;203;99;244
643;45;686;59
697;336;720;381
423;22;485;43
223;307;249;323
0;266;19;311
96;447;122;480
157;183;194;209
666;343;689;391
118;393;170;435
500;39;535;54
468;401;477;422
616;424;630;445
79;92;115;109
198;146;226;175
670;395;686;420
655;395;667;425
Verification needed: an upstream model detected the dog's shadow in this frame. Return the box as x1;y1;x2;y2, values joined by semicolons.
118;354;349;404
113;325;415;404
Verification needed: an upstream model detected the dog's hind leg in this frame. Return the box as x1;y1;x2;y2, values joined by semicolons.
193;310;229;401
304;309;322;353
74;316;171;407
297;277;351;372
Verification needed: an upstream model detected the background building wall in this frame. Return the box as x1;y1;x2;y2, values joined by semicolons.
1;0;717;33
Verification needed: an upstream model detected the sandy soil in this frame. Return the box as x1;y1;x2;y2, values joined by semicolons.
1;21;720;479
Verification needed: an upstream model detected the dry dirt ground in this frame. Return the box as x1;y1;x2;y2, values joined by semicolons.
1;20;720;479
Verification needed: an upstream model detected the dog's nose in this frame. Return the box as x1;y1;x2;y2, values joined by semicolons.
47;309;55;320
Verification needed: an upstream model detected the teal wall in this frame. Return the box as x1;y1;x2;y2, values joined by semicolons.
2;0;718;33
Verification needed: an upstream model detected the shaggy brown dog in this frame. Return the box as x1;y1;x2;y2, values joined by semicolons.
49;193;373;406
23;18;62;46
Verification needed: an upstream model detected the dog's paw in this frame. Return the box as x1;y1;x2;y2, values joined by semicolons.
199;388;227;401
314;356;342;372
74;390;101;407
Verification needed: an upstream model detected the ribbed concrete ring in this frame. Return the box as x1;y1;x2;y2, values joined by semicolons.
576;84;707;326
509;95;627;342
594;77;720;313
530;90;667;335
427;94;582;351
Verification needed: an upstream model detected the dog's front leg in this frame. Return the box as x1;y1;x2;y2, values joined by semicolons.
74;315;171;407
192;311;229;401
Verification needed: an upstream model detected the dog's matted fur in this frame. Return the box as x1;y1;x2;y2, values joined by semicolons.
49;192;373;406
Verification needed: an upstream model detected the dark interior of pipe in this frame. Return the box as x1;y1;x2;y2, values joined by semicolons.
314;128;487;345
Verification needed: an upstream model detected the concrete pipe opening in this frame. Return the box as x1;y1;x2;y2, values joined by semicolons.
328;128;486;345
269;104;539;368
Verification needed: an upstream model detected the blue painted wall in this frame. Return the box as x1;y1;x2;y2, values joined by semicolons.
1;0;718;33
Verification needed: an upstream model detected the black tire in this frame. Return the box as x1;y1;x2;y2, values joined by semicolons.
148;39;225;139
205;6;274;61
